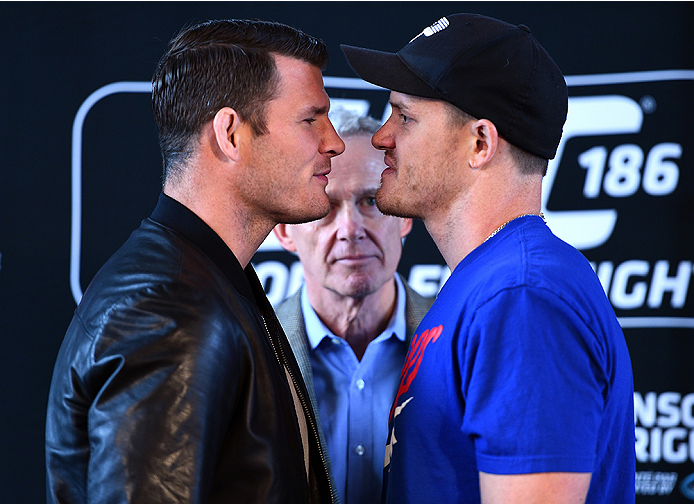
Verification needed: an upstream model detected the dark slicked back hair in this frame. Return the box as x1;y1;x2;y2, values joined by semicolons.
152;19;329;183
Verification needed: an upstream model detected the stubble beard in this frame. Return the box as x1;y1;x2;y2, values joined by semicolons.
375;173;422;220
279;192;331;225
290;158;334;224
257;159;333;226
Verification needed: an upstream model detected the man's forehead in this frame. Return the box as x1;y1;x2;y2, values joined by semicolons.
331;137;384;172
273;55;328;98
327;159;382;199
390;90;441;110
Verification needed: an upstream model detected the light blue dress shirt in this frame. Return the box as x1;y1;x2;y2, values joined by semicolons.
301;275;408;504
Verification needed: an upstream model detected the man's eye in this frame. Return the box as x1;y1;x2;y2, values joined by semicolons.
304;117;316;124
364;196;377;207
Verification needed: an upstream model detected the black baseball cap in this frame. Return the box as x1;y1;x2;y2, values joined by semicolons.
341;14;568;159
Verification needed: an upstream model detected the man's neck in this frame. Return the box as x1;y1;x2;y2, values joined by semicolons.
306;277;398;361
425;174;543;271
163;186;272;269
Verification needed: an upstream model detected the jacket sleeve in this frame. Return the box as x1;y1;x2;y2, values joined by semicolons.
84;289;243;503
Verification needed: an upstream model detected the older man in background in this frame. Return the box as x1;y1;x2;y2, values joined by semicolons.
274;108;433;504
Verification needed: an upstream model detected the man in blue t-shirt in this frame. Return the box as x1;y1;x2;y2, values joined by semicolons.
341;13;635;504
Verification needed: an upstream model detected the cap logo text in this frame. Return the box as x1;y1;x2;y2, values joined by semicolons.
410;17;450;43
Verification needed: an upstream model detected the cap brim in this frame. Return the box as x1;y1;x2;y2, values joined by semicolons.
340;44;441;100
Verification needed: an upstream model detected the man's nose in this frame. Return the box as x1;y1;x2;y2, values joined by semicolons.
372;121;393;151
322;120;346;158
335;205;365;241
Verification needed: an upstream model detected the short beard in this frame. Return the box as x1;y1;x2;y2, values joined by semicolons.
274;197;331;225
375;185;420;220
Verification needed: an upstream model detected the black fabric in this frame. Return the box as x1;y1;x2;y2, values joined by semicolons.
45;195;335;503
151;192;255;302
341;13;568;159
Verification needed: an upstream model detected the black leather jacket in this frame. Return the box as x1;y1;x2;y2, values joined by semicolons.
46;194;334;503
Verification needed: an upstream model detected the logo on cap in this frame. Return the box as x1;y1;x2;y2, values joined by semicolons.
410;17;450;43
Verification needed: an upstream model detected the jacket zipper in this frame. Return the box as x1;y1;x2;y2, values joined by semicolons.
262;315;335;504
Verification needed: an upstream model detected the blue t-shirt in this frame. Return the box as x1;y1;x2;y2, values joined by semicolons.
382;216;635;503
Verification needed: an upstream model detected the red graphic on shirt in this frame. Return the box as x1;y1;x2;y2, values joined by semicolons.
389;325;443;422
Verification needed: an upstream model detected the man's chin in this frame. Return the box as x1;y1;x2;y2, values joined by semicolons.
342;283;377;299
375;190;416;220
280;198;331;225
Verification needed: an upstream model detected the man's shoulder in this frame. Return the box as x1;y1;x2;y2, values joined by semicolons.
400;274;435;341
401;274;435;311
275;289;303;327
77;221;254;343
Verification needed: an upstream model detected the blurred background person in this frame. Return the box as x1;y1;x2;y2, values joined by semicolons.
273;108;434;504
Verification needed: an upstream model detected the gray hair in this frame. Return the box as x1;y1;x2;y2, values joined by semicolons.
329;107;382;137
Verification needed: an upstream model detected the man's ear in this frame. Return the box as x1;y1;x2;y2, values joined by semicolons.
273;224;298;253
468;119;498;169
400;218;413;238
212;107;244;162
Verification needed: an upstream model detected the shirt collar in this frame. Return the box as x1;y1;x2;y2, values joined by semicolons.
301;274;407;350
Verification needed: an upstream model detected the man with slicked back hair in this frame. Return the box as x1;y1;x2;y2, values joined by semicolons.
46;19;344;503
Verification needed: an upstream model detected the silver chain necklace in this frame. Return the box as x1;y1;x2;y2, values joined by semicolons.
484;212;546;243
